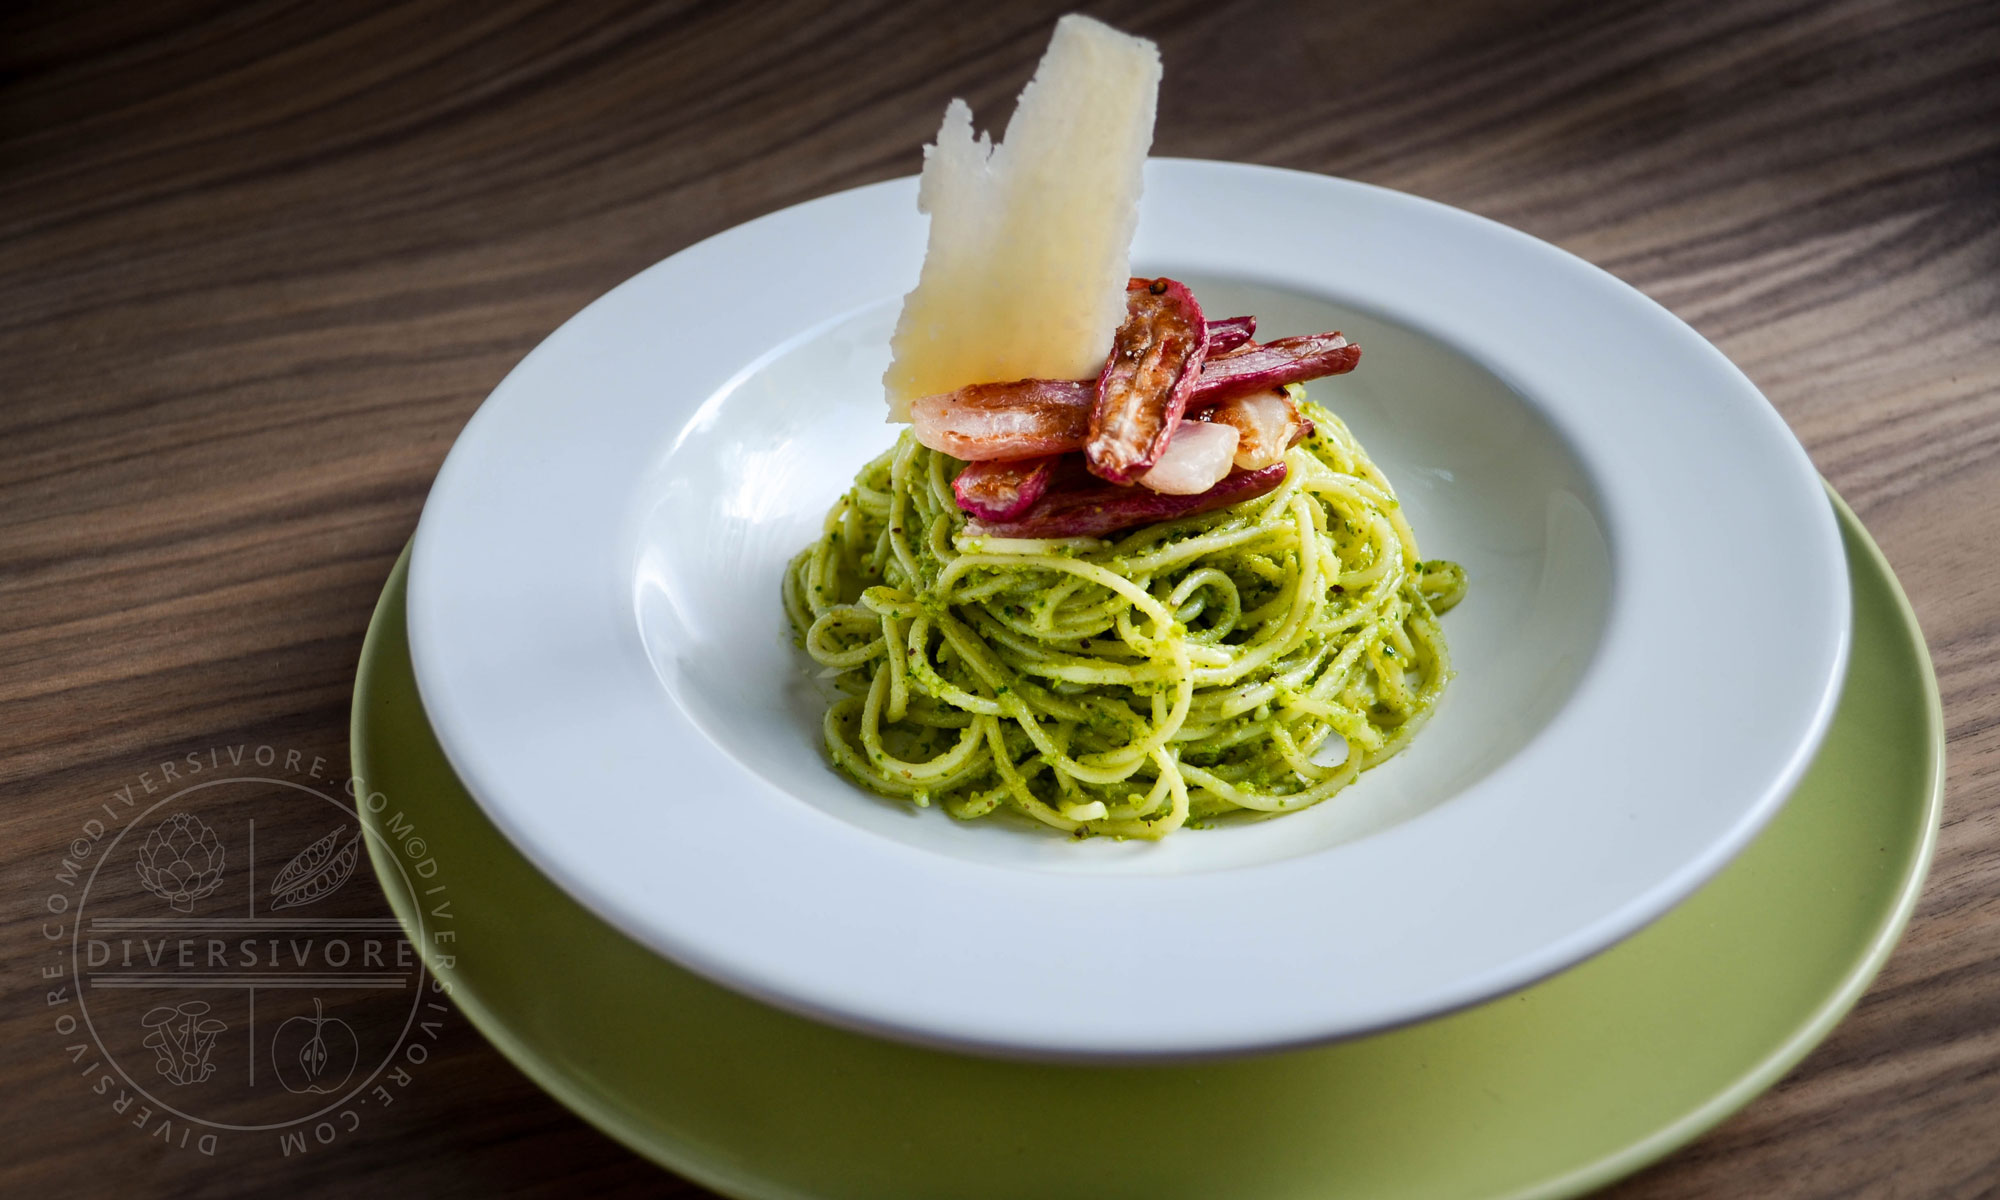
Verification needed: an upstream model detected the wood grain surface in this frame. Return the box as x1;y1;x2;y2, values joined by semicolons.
3;0;1997;1196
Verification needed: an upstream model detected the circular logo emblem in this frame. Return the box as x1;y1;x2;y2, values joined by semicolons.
42;748;449;1158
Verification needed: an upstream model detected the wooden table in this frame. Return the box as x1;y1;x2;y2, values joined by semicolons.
4;1;1996;1195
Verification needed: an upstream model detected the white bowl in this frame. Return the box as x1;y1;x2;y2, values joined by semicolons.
407;160;1848;1060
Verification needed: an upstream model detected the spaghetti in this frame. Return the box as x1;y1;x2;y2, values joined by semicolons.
784;397;1465;839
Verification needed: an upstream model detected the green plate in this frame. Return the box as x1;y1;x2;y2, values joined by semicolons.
351;491;1941;1200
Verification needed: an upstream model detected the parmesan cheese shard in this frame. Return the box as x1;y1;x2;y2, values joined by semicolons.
883;15;1162;421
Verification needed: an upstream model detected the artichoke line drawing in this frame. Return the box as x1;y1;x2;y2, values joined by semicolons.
134;812;226;912
268;826;362;911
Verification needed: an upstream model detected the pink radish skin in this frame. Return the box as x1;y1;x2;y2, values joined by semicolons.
966;463;1288;540
1190;333;1359;409
1204;316;1256;355
1085;278;1210;484
951;457;1059;521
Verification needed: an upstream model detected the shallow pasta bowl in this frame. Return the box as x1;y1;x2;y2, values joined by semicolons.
407;159;1848;1060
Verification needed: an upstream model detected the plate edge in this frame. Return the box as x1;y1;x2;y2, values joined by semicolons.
349;481;1946;1200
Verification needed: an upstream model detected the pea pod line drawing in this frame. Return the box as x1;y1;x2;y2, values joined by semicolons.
267;825;363;911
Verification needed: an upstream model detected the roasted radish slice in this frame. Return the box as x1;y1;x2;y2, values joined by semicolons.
909;379;1092;461
1139;420;1239;495
1203;388;1306;470
1191;333;1359;408
966;462;1287;540
1085;278;1209;484
952;457;1059;521
1204;315;1256;355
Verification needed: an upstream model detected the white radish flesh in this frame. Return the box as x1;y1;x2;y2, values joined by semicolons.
1139;421;1239;495
1205;388;1300;470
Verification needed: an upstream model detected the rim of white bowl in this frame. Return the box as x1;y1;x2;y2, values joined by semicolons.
406;160;1849;1061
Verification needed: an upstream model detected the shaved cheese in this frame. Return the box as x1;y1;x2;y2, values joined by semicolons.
884;15;1161;420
